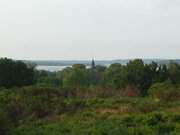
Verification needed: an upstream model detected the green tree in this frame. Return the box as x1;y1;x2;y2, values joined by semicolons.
104;63;127;89
168;61;180;84
63;64;89;88
126;59;153;95
157;64;168;82
36;70;62;87
126;59;145;86
0;58;36;88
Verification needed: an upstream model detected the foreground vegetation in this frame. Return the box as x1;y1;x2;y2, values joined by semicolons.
0;58;179;134
8;112;180;135
0;86;178;135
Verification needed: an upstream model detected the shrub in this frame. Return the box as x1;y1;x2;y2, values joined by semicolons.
143;113;167;126
156;123;175;135
122;85;141;97
0;109;13;134
135;98;159;113
149;82;180;102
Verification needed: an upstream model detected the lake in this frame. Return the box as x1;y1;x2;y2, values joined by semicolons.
36;66;69;72
36;65;92;72
36;64;111;72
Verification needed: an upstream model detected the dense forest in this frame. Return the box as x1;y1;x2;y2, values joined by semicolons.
0;58;179;135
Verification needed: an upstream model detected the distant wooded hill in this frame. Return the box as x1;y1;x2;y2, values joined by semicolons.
24;59;180;66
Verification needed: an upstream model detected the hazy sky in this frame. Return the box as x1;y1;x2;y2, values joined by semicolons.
0;0;180;60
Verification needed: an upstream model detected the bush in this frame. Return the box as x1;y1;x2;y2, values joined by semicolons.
149;82;180;102
122;85;141;97
143;113;167;126
7;113;180;135
156;123;175;135
135;98;159;113
0;109;13;134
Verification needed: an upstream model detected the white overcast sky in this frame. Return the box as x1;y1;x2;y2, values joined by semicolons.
0;0;180;60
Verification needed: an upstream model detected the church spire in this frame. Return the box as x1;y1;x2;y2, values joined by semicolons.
91;59;95;69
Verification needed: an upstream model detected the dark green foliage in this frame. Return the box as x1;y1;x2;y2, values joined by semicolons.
104;63;127;89
36;70;62;87
7;113;180;135
126;59;152;95
149;82;180;102
35;59;180;96
0;58;36;88
0;108;13;134
88;65;106;86
157;65;169;82
126;59;145;87
168;61;180;84
63;65;89;88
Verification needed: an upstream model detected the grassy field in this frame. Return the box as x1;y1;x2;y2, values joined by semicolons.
5;95;180;135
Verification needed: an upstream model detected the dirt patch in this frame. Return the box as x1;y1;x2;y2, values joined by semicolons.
96;105;133;115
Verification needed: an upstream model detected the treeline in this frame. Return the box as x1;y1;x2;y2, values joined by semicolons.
37;59;180;96
0;58;180;97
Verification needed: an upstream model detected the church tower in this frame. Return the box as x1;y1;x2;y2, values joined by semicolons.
91;59;95;69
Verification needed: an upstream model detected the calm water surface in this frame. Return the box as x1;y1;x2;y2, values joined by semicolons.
36;66;69;72
36;65;109;72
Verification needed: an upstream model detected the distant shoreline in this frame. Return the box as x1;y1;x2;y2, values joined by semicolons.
24;59;180;67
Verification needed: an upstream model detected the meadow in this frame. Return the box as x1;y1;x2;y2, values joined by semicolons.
0;58;179;135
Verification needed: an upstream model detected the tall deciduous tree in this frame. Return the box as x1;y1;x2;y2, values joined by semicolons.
0;58;36;88
63;64;89;88
168;61;180;84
